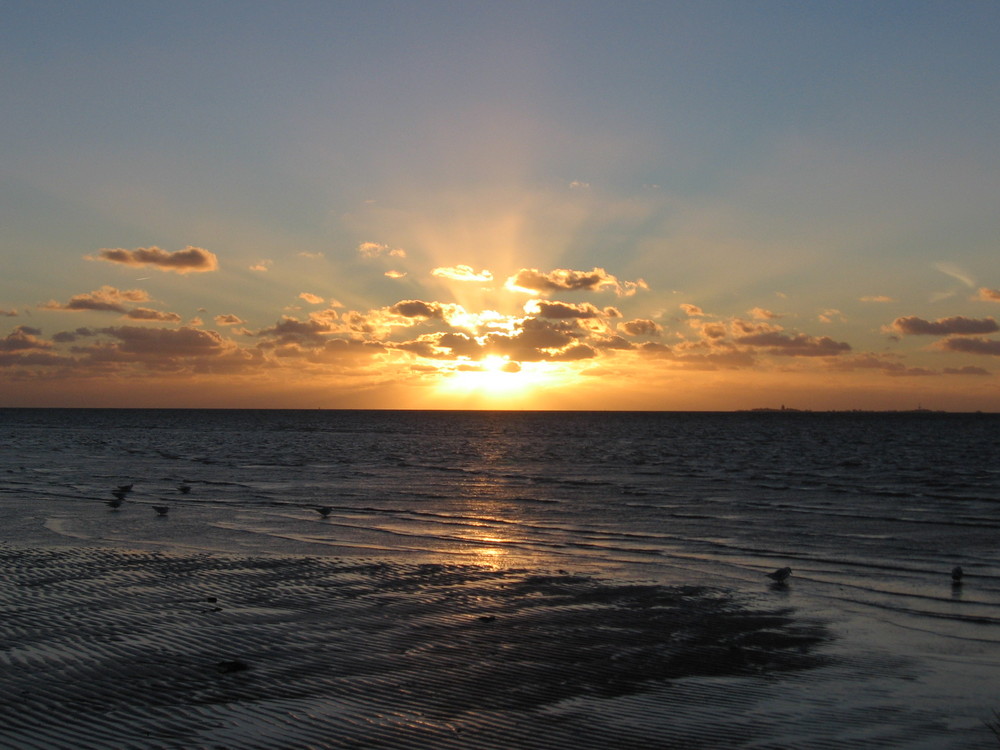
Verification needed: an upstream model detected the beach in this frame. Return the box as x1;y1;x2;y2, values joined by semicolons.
2;409;999;748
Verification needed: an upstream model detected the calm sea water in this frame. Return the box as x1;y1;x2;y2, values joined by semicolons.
2;408;999;643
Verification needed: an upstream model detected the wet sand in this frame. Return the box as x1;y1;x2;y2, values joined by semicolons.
1;543;997;749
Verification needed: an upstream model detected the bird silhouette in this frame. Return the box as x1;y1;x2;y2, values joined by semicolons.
153;506;169;517
178;484;191;494
106;498;123;509
116;484;134;493
766;566;792;583
951;565;964;583
316;506;332;518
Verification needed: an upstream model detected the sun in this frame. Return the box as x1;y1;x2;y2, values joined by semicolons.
434;356;567;407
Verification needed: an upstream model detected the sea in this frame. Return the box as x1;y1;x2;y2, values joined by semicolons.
2;408;999;641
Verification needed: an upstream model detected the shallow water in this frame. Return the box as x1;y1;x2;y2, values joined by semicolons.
2;409;998;636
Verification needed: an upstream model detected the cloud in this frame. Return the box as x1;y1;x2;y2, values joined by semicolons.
256;316;334;345
935;262;975;288
943;365;990;375
977;288;1000;303
0;326;52;352
389;300;449;320
938;337;1000;356
298;251;324;259
505;267;647;297
860;295;893;303
358;241;406;259
431;265;493;282
214;314;246;326
384;270;407;279
94;326;229;357
524;300;618;319
734;331;852;357
125;308;182;323
249;259;273;272
818;309;846;324
90;246;218;274
620;319;662;337
680;304;704;317
569;180;591;189
889;315;999;336
0;308;17;317
299;293;324;305
749;307;781;320
42;286;150;313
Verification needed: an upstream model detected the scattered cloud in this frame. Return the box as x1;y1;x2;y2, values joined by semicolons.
299;293;324;305
569;181;591;190
0;326;51;352
249;260;273;272
524;300;619;319
358;242;406;259
90;246;218;274
889;316;999;336
42;286;150;313
749;307;781;320
432;265;493;282
506;268;647;297
819;309;846;324
384;270;407;279
298;251;324;259
214;314;246;326
977;288;1000;303
680;304;704;317
0;308;17;317
125;308;182;323
860;295;893;303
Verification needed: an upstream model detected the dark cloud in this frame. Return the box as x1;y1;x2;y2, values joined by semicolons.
0;326;51;352
94;326;228;357
620;319;661;337
256;316;333;345
735;331;851;357
943;365;990;375
890;315;998;336
389;300;447;319
938;337;1000;356
91;246;219;274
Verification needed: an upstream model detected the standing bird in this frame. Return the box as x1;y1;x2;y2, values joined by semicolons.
951;565;964;584
117;484;134;493
766;566;792;584
178;484;191;494
106;497;123;509
153;506;170;517
316;506;332;518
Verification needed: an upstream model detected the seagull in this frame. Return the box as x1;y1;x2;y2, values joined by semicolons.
316;506;332;518
766;566;792;583
106;498;123;509
952;565;964;583
111;489;129;501
153;506;170;517
117;484;134;493
178;484;191;494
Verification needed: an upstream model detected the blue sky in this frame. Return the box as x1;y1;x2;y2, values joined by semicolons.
3;1;999;409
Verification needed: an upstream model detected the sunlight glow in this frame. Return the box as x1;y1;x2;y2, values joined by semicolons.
434;356;572;407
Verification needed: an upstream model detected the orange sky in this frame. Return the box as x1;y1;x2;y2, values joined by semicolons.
3;4;999;411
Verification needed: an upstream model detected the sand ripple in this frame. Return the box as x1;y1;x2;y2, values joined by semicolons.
2;544;832;749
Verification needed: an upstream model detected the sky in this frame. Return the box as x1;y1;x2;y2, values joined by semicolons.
2;1;999;411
